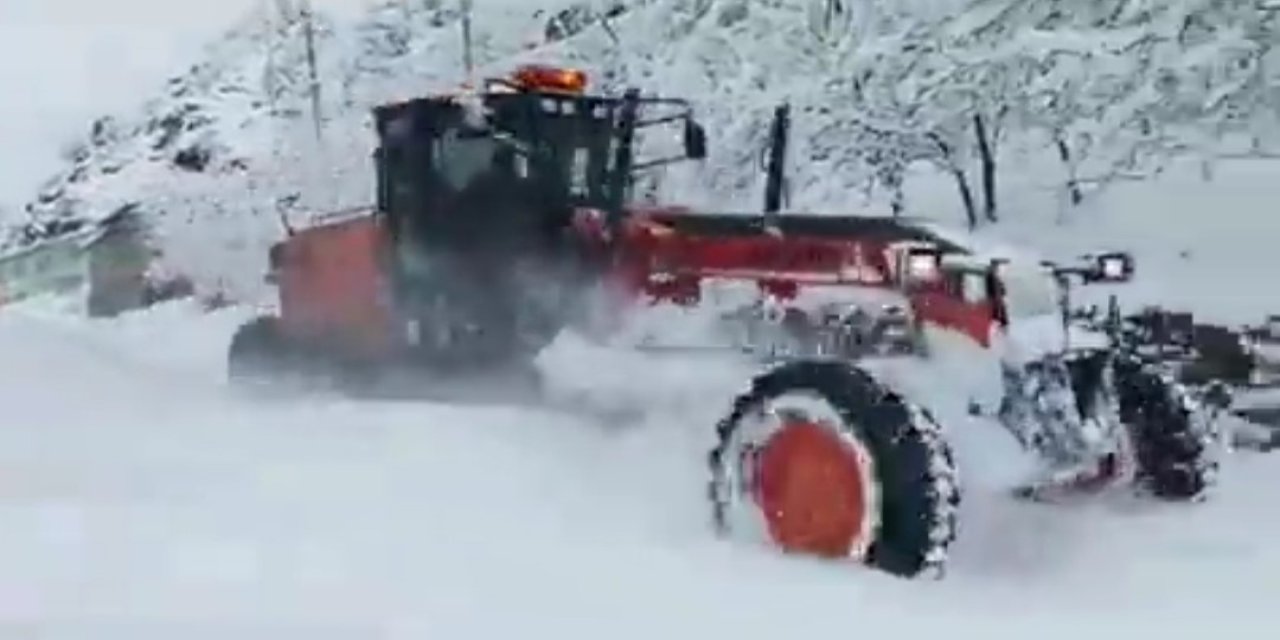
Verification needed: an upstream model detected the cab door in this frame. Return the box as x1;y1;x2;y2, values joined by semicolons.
910;267;997;347
950;268;999;347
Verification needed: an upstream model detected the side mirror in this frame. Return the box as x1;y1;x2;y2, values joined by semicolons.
683;119;707;159
1085;251;1134;283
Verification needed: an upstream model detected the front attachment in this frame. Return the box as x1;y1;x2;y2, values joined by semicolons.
1114;357;1221;500
998;351;1135;501
708;359;960;578
998;348;1219;502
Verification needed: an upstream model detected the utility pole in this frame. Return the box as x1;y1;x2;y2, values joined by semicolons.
460;0;474;85
262;0;280;116
301;0;323;142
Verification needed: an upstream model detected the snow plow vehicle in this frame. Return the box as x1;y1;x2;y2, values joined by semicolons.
227;65;1222;579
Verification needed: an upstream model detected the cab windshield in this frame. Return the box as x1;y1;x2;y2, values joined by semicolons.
377;95;623;218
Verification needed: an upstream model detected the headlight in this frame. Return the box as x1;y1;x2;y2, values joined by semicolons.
1101;256;1125;279
1087;251;1134;283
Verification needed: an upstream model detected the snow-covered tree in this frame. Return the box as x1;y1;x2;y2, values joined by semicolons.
879;0;1280;221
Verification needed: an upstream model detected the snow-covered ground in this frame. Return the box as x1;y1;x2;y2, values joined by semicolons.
4;286;1280;637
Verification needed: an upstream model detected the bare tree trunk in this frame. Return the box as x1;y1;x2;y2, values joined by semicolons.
973;113;997;222
951;167;977;229
883;168;904;217
872;146;906;217
1054;134;1082;206
928;133;978;229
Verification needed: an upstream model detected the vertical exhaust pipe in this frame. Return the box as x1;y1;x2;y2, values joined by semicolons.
763;103;790;233
607;88;641;235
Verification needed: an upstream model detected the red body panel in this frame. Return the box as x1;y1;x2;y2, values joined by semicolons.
910;287;998;348
269;202;998;363
612;214;897;301
605;210;999;349
275;211;394;359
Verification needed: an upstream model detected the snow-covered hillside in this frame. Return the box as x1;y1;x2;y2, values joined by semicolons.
0;0;375;214
13;0;1277;303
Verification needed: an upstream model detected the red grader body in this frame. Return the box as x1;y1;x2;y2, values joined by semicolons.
228;65;1220;579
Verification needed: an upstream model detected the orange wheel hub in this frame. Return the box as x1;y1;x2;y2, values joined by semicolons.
752;419;871;558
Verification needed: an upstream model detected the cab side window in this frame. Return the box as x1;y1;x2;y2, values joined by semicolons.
381;112;428;215
960;271;988;304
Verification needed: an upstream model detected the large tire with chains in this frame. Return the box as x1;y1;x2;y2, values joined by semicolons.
708;359;960;578
1114;357;1219;500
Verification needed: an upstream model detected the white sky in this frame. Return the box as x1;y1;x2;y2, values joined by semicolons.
0;0;369;213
